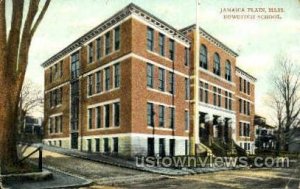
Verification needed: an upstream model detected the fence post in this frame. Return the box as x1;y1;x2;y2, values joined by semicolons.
38;147;43;172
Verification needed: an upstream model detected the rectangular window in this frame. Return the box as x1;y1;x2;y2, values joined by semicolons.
104;105;110;128
54;116;58;133
105;67;110;91
244;79;247;93
239;99;242;113
247;102;250;115
185;78;190;100
59;116;63;132
239;122;243;136
49;67;53;83
96;37;101;59
225;91;228;109
147;63;154;88
229;93;232;110
71;51;80;79
246;123;250;136
158;68;165;91
244;100;247;114
147;27;154;51
239;77;242;91
184;47;189;66
114;63;120;88
60;61;63;77
247;81;250;95
105;32;110;55
185;140;188;155
104;138;109;153
170;107;175;129
199;82;203;102
113;137;118;153
147;138;155;156
169;72;175;94
49;91;53;108
87;139;92;152
88;75;93;96
213;87;217;106
169;139;175;156
53;89;58;105
95;138;100;152
96;107;101;128
159;138;165;157
49;118;53;133
114;102;120;127
54;64;58;79
159;105;165;127
56;88;62;105
96;71;102;93
114;26;120;51
204;83;209;103
88;108;93;129
185;111;189;131
169;39;175;60
88;42;94;64
158;33;165;56
218;88;221;107
147;103;154;126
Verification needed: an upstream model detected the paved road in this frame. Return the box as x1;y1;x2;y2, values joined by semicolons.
118;168;300;189
21;146;300;189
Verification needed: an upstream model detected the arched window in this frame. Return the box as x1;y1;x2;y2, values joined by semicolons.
200;45;208;69
225;60;231;81
213;53;220;76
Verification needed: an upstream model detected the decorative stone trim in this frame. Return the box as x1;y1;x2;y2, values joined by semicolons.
180;24;239;58
41;3;190;68
236;67;257;82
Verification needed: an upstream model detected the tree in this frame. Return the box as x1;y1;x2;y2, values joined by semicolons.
266;92;285;155
18;79;44;133
0;0;50;170
270;55;300;151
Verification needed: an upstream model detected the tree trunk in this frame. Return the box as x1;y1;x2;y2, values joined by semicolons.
0;80;20;173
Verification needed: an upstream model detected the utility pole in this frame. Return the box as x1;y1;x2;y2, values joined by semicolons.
190;0;201;155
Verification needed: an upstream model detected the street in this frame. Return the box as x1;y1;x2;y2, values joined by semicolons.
21;146;300;189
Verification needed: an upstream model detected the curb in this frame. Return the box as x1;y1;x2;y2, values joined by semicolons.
29;144;249;176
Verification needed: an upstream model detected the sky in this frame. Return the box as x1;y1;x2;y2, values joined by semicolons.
11;0;300;123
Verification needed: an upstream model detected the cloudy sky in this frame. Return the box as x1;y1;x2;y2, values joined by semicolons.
14;0;300;122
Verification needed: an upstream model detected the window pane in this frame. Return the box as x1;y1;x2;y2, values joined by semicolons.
114;26;120;51
200;45;207;69
105;32;110;55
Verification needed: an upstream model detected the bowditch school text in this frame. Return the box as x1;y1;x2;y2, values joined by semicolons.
221;7;284;20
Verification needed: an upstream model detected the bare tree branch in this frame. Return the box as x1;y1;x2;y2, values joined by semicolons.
270;54;300;151
17;0;51;96
0;0;7;70
7;0;24;75
30;0;50;38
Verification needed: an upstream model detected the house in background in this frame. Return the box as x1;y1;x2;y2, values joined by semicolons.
288;128;300;153
254;115;276;151
41;3;256;157
23;116;43;136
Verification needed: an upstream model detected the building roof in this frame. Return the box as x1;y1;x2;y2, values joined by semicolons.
236;66;257;82
41;3;190;68
180;24;239;58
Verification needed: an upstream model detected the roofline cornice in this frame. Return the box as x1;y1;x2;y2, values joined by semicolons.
236;66;257;82
180;24;239;58
41;3;190;68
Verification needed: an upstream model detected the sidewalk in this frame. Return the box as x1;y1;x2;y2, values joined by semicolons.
31;143;236;176
2;167;92;189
